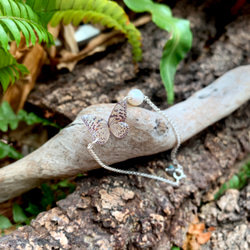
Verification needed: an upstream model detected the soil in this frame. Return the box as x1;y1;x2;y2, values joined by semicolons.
0;0;250;249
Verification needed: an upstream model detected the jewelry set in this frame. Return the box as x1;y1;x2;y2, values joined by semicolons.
82;89;186;186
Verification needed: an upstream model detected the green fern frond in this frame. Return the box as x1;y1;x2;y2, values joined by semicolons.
0;0;54;51
0;48;29;91
26;0;142;61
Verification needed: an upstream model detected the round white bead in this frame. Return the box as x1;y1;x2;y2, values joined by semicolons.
128;89;144;106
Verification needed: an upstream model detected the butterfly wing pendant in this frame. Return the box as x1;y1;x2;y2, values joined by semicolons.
82;100;129;144
108;100;129;139
81;115;110;144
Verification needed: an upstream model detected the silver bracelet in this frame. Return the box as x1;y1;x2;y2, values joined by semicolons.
82;89;186;186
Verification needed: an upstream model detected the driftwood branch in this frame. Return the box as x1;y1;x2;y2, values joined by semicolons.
0;65;250;203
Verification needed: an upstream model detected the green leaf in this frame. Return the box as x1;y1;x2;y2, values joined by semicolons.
0;23;9;51
124;0;192;103
0;18;21;47
0;101;60;133
0;68;11;91
14;19;30;47
58;179;74;188
0;215;13;230
228;175;240;188
160;18;192;103
40;183;56;209
171;247;180;250
0;141;23;159
23;217;33;225
52;179;76;194
25;202;42;216
19;110;60;128
26;0;56;12
214;161;250;200
26;0;142;61
5;66;15;83
0;48;29;92
0;100;60;160
23;179;76;220
8;0;21;17
13;203;28;223
0;0;54;51
0;101;18;131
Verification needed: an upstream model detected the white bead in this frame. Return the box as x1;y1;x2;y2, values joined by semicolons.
128;89;144;106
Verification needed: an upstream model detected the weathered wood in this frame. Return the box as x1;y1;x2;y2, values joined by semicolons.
0;65;249;203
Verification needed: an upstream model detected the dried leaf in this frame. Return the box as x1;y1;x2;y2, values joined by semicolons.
3;225;17;235
3;44;46;112
197;232;212;244
188;235;201;250
188;223;205;235
56;24;79;71
47;24;61;59
183;215;213;249
57;15;151;65
192;215;200;224
208;226;216;232
10;35;31;61
62;24;79;53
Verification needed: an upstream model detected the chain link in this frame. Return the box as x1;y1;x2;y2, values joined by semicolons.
87;142;179;186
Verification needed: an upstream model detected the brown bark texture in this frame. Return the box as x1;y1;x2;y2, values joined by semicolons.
0;0;250;249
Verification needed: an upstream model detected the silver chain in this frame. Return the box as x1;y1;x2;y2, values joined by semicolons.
86;95;186;186
143;96;183;171
87;141;179;186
